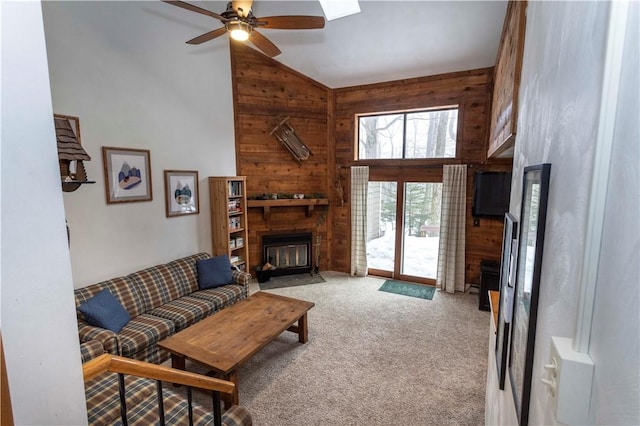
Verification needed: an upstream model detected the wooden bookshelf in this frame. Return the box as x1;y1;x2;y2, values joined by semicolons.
209;177;249;271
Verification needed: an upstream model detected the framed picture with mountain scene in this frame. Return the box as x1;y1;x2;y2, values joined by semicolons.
102;147;152;204
164;170;199;217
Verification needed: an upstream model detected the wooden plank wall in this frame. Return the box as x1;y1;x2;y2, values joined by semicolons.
231;43;512;285
465;163;513;283
230;42;331;271
488;0;527;157
333;69;513;285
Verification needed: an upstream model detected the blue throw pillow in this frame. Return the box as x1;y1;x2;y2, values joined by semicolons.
78;289;130;333
197;255;233;289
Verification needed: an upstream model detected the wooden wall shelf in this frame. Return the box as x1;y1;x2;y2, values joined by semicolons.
247;198;329;220
61;180;95;193
489;290;500;330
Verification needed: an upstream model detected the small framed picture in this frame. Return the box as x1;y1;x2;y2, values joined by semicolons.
102;147;152;204
164;170;199;217
496;212;518;390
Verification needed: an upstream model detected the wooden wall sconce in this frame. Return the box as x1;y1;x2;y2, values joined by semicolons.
55;114;95;192
269;116;313;164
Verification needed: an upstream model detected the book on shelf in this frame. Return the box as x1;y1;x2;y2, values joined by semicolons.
228;200;242;213
229;237;244;249
228;181;242;197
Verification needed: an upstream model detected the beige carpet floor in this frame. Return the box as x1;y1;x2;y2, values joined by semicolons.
169;271;490;425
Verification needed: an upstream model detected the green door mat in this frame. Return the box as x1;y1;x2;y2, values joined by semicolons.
379;280;436;300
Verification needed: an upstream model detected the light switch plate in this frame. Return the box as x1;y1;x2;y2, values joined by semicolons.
551;336;595;425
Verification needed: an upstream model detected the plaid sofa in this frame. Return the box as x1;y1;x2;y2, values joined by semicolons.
80;341;252;426
75;253;251;364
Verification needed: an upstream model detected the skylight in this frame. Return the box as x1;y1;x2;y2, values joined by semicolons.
318;0;361;21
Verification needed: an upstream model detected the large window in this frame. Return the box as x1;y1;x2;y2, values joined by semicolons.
357;107;458;160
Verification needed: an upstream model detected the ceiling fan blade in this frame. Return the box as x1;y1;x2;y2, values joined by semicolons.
186;27;227;45
249;30;282;57
256;16;325;30
163;1;226;22
232;0;253;18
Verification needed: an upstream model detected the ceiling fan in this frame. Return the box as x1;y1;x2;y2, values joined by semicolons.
164;1;325;57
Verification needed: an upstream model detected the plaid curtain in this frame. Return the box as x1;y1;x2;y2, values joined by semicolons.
436;164;467;293
350;166;369;276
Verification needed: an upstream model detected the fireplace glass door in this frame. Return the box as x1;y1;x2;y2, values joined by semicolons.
266;244;308;269
262;232;312;275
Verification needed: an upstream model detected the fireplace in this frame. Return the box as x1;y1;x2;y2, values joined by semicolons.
261;232;312;276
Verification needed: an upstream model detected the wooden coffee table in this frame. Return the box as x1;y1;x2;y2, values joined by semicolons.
158;291;314;406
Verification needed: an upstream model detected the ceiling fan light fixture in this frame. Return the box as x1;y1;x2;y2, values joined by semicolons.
165;1;324;57
227;20;252;41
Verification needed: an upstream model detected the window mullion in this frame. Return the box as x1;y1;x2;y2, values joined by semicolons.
402;113;407;159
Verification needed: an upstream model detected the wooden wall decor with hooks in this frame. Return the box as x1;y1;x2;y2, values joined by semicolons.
334;166;348;206
269;116;313;164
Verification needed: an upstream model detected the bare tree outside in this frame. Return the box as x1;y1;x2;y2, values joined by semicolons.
359;108;457;160
406;109;457;159
358;114;404;159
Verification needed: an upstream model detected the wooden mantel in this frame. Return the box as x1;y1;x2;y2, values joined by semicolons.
247;198;329;220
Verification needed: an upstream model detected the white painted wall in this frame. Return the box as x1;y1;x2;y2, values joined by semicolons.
1;2;88;424
589;2;639;423
486;1;639;425
42;1;237;287
512;3;607;422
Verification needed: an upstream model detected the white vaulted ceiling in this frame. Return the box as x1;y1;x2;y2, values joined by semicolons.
169;0;508;88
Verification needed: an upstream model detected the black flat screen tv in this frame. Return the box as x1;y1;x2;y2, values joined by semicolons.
472;171;512;218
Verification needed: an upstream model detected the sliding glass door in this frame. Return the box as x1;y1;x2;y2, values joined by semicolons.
401;182;442;279
366;182;397;274
367;180;442;283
